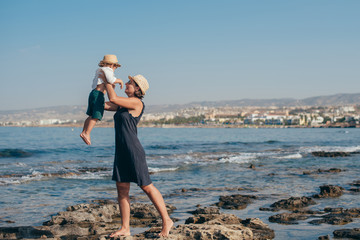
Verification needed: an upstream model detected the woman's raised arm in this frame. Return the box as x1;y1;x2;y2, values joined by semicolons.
104;83;142;110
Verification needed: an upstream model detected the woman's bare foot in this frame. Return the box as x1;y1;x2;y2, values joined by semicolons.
110;227;131;238
159;218;173;237
80;132;91;145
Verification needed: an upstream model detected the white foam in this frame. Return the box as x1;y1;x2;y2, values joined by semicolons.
148;167;179;173
275;153;303;159
62;171;111;180
301;145;360;153
218;153;257;163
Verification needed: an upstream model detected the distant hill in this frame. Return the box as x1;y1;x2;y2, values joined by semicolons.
146;93;360;112
1;93;359;122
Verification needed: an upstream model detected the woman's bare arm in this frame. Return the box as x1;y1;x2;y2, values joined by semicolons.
104;101;118;111
105;83;142;110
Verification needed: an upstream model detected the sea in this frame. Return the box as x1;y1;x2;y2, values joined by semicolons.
0;126;359;239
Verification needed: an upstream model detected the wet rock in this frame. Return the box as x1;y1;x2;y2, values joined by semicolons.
350;180;360;187
312;151;351;157
269;196;316;210
318;235;330;240
249;164;256;169
313;185;344;198
349;188;360;192
77;167;111;173
269;212;310;225
241;218;275;240
0;226;53;239
309;208;360;225
303;168;343;175
333;228;360;239
215;194;257;210
188;207;220;215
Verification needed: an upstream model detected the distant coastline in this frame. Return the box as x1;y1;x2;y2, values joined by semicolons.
2;122;358;129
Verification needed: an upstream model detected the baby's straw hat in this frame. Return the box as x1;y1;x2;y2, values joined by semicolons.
129;75;149;95
99;55;121;67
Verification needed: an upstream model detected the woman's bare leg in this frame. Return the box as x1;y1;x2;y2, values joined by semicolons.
141;183;173;237
110;182;131;237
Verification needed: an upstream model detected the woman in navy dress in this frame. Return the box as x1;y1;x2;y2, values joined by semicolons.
103;74;173;237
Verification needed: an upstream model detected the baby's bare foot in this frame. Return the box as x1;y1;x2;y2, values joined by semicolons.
159;218;173;237
80;132;91;145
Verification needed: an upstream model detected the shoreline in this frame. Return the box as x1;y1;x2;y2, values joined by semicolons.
1;123;359;129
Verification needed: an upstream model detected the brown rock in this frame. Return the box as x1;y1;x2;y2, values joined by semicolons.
312;151;351;157
313;185;344;198
269;196;316;210
269;212;310;225
333;228;360;239
215;194;257;210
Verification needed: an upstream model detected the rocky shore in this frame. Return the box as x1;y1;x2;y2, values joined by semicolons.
1;151;360;239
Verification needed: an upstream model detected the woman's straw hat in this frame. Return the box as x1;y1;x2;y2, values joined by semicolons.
129;75;149;95
100;54;121;67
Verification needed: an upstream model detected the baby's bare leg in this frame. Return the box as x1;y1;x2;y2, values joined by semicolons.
80;117;97;145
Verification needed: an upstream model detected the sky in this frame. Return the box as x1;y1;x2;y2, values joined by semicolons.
0;0;359;111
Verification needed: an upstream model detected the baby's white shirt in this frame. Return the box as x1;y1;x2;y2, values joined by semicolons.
91;67;117;89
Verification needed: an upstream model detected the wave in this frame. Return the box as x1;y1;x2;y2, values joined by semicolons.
218;153;258;163
0;167;112;186
0;149;33;158
146;140;281;151
301;145;360;154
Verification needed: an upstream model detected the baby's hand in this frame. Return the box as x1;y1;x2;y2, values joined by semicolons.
118;79;124;89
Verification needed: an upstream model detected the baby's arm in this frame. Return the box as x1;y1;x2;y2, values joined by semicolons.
114;79;124;89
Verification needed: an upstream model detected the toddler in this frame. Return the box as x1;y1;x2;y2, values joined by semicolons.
80;54;123;145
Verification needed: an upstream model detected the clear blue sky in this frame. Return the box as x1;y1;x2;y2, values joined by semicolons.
0;0;359;110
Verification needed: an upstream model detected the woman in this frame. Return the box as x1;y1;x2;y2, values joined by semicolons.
102;74;173;238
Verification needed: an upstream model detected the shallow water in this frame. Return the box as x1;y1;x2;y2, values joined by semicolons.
0;127;359;239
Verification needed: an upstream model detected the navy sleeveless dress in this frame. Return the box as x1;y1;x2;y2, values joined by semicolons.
112;102;152;186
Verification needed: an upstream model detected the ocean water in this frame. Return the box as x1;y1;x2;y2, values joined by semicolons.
0;126;359;239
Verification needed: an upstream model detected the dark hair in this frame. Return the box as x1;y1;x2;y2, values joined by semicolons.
133;82;144;99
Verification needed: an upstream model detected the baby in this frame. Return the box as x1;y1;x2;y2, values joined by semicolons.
80;54;123;145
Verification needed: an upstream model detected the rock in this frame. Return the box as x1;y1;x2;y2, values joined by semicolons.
269;212;310;225
241;218;275;240
333;228;360;239
311;151;351;157
1;200;176;239
303;168;343;175
140;224;254;240
136;207;274;240
188;207;220;215
215;194;257;210
349;187;360;192
249;164;256;169
313;185;344;198
77;167;111;173
0;226;53;239
350;180;360;187
309;208;360;225
318;235;330;240
269;196;316;210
